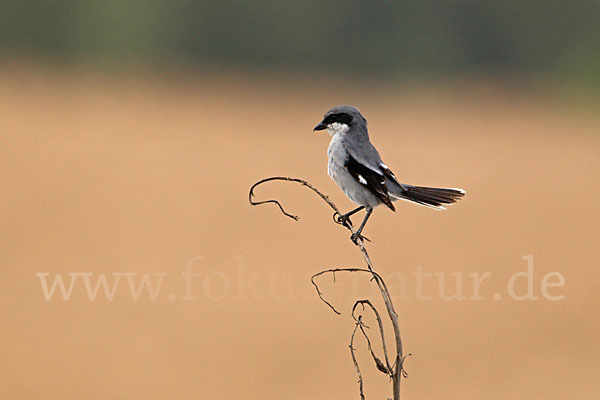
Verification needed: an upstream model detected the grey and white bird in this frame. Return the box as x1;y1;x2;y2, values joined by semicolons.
314;105;465;242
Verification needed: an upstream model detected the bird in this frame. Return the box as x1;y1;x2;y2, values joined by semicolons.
314;105;465;243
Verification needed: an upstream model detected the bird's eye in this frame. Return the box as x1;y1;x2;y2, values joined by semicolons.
336;113;352;125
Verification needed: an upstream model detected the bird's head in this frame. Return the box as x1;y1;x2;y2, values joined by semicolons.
313;105;366;136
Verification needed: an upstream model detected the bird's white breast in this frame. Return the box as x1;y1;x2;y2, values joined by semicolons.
327;132;345;178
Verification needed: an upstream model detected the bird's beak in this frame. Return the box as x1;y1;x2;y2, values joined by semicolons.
313;121;328;131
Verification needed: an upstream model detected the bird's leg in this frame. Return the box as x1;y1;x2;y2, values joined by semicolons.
334;206;365;228
351;207;373;244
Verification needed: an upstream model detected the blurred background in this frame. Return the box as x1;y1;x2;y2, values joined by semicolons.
1;1;599;399
2;0;600;90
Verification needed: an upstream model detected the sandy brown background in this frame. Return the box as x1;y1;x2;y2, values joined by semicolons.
1;65;599;399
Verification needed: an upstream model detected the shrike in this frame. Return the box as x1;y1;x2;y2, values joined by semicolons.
314;105;465;242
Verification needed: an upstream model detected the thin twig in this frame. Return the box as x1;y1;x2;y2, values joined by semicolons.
311;268;387;315
350;319;366;400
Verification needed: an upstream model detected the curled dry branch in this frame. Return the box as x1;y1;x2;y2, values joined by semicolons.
249;176;407;400
353;299;393;375
249;176;340;220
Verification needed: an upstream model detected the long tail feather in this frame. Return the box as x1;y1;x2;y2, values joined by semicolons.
391;185;465;210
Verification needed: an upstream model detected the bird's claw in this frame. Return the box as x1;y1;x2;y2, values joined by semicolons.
351;232;370;244
334;212;352;228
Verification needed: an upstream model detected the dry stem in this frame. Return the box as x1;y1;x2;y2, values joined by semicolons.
249;176;408;400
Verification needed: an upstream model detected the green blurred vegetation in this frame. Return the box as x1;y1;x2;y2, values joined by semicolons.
1;0;599;85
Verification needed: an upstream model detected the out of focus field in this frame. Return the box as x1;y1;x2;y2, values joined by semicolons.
1;64;599;399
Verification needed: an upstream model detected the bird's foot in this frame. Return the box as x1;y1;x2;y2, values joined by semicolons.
333;212;353;229
351;232;371;244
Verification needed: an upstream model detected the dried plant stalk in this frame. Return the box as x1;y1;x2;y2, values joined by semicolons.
250;176;408;400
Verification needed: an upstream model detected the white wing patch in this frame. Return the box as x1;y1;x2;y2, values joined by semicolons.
380;163;397;179
358;175;368;185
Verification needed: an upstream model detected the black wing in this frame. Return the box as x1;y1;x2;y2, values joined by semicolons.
345;154;395;211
